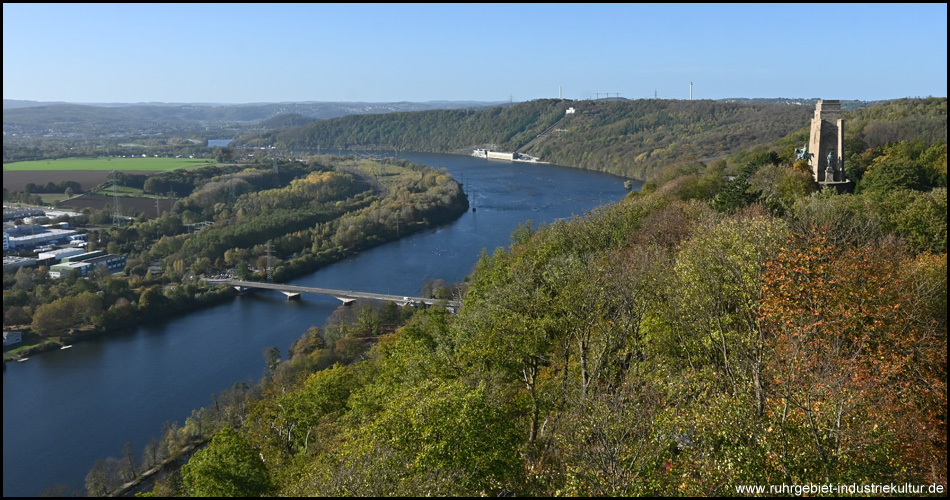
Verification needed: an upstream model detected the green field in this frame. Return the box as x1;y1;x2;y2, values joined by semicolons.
37;193;72;204
3;157;215;171
96;185;145;195
90;185;168;199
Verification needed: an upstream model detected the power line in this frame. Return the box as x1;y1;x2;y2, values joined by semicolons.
111;170;121;227
265;240;274;282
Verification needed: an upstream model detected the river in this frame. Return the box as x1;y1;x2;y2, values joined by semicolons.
2;152;635;497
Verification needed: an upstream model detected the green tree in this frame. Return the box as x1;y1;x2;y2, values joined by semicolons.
711;164;759;213
138;285;169;315
246;363;358;462
181;427;272;497
858;156;927;194
747;164;818;214
554;383;669;496
30;292;101;336
214;147;234;163
84;458;122;497
237;262;251;280
263;346;281;378
306;380;523;496
665;213;787;416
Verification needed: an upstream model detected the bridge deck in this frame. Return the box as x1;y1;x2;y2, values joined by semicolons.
203;279;461;309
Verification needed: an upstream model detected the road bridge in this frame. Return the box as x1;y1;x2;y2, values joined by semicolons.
203;279;462;312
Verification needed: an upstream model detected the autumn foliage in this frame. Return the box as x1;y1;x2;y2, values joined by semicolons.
759;231;946;484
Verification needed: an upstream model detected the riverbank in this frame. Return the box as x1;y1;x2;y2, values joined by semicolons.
2;287;236;365
107;437;210;497
3;152;631;497
3;184;469;366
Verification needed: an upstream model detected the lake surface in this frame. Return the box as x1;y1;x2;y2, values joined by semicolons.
206;139;232;147
2;152;634;496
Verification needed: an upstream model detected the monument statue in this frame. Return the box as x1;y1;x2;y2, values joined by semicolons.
824;151;837;182
795;144;813;162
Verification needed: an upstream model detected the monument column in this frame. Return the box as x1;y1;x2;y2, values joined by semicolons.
836;118;845;182
808;99;843;183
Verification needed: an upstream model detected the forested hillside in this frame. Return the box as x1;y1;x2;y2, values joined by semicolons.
130;99;947;497
247;98;817;180
248;97;946;183
258;113;318;129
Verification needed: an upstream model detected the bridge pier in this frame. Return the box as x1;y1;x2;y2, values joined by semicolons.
335;297;356;306
281;292;301;300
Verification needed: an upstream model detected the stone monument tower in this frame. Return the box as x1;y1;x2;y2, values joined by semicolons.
808;99;845;183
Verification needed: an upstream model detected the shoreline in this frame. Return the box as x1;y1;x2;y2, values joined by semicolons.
3;188;469;366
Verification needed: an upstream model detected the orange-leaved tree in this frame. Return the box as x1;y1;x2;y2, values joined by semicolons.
758;231;946;484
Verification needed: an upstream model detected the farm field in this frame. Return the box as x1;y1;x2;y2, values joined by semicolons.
3;156;215;171
3;170;122;194
3;157;219;193
57;193;178;217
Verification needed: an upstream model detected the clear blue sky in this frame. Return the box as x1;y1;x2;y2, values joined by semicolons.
3;3;947;104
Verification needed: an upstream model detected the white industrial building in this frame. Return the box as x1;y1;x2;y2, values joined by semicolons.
3;226;79;250
487;151;517;160
38;247;85;262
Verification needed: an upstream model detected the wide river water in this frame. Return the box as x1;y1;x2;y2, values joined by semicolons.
2;152;634;496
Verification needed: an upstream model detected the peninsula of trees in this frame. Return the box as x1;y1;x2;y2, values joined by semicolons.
4;155;468;355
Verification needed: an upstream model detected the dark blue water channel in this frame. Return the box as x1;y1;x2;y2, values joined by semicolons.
2;152;634;497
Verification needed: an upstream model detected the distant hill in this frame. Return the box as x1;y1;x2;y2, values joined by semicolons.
3;99;70;109
258;113;319;129
6;97;943;182
839;96;947;149
718;97;889;111
2;100;503;137
245;98;822;180
245;97;947;181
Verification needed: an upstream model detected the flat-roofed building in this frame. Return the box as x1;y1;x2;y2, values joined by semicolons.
3;256;37;272
49;253;125;277
49;261;92;278
38;247;85;262
62;250;106;263
4;227;79;250
86;254;126;273
3;207;45;222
